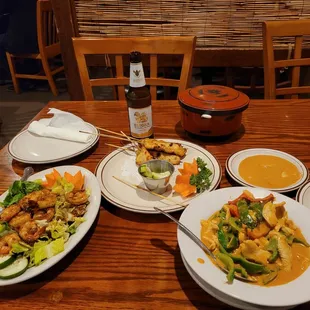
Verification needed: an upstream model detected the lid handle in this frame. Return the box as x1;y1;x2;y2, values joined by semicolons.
201;114;212;119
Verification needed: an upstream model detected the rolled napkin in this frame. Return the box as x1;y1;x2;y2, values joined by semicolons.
28;108;92;143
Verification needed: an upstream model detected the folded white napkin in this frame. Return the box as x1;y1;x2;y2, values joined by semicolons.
28;108;92;143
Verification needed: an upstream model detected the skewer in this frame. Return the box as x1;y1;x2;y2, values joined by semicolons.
120;130;140;150
113;176;189;208
105;143;135;151
79;130;133;142
96;126;139;141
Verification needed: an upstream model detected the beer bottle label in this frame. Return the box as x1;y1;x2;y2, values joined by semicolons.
128;106;153;138
129;62;146;88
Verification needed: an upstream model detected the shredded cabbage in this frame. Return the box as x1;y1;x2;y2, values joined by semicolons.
51;178;74;195
46;219;68;239
68;218;85;235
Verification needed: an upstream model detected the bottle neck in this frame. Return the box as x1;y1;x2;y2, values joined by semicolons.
129;62;146;88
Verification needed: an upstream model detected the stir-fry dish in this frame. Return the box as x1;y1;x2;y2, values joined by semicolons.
136;139;187;165
0;169;89;279
201;190;310;285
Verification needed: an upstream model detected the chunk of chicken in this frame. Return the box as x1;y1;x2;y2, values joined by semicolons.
262;201;286;228
141;139;187;157
149;151;181;165
277;234;292;271
136;146;153;165
201;219;219;251
240;240;271;265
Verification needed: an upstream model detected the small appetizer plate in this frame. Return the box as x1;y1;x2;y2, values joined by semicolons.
95;139;222;214
296;182;310;209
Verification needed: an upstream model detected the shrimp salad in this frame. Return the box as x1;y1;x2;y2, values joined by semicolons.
0;169;89;279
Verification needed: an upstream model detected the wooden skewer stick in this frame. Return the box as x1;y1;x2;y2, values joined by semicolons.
105;143;135;151
79;130;133;142
113;176;188;208
96;126;139;141
120;130;140;150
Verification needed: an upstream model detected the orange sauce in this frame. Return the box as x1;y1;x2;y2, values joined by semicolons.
239;155;301;188
197;258;205;264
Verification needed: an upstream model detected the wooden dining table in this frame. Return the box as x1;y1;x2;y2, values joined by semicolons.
0;99;309;310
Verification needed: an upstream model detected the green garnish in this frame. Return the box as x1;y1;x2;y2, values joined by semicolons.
189;157;212;193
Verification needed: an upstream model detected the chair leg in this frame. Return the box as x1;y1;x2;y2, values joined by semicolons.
41;58;58;96
5;52;20;94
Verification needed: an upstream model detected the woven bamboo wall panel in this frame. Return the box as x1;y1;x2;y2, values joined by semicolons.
75;0;310;49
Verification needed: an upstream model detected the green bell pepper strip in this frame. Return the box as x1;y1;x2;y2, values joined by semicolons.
218;228;239;252
235;266;248;278
265;237;279;263
228;217;242;233
219;244;269;274
293;236;310;247
262;269;278;285
216;253;235;283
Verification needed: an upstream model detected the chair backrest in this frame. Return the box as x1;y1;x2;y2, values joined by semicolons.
72;36;196;101
263;20;310;99
37;0;61;58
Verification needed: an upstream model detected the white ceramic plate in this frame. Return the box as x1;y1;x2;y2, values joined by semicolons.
226;148;309;192
177;187;310;307
8;123;99;164
95;139;222;214
0;165;101;286
180;253;292;310
296;182;310;209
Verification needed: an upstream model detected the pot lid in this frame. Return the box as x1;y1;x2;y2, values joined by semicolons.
178;85;250;115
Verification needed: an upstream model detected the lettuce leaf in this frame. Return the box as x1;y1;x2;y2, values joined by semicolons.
1;181;42;207
11;241;32;254
30;237;65;266
51;178;74;195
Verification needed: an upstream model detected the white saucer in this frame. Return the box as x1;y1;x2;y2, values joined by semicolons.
8;123;99;164
225;148;309;192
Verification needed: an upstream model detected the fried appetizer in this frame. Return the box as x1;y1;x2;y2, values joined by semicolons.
136;146;153;165
149;151;181;165
141;139;187;157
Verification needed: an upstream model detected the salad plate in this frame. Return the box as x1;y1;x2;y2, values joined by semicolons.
226;148;309;192
8;123;99;164
95;139;222;214
0;165;101;286
177;187;310;307
296;182;310;209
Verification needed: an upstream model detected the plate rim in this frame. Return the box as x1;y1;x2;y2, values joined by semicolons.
8;123;99;164
296;181;310;207
0;165;101;286
177;186;310;307
95;138;222;214
225;148;309;193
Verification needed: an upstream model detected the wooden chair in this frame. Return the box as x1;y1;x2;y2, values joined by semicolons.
263;20;310;99
72;36;196;101
6;0;64;96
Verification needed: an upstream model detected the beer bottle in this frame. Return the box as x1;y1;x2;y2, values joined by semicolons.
126;51;153;139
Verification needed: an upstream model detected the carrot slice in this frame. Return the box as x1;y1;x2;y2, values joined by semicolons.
53;169;61;180
173;183;196;197
176;174;191;184
64;172;74;183
45;172;56;188
72;171;84;190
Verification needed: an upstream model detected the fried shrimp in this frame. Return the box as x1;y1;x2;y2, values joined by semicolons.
9;211;32;231
0;204;21;222
65;191;88;206
33;207;55;222
19;189;57;210
19;221;45;243
0;232;21;255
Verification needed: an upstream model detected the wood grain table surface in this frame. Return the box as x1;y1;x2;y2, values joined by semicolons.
0;99;309;310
